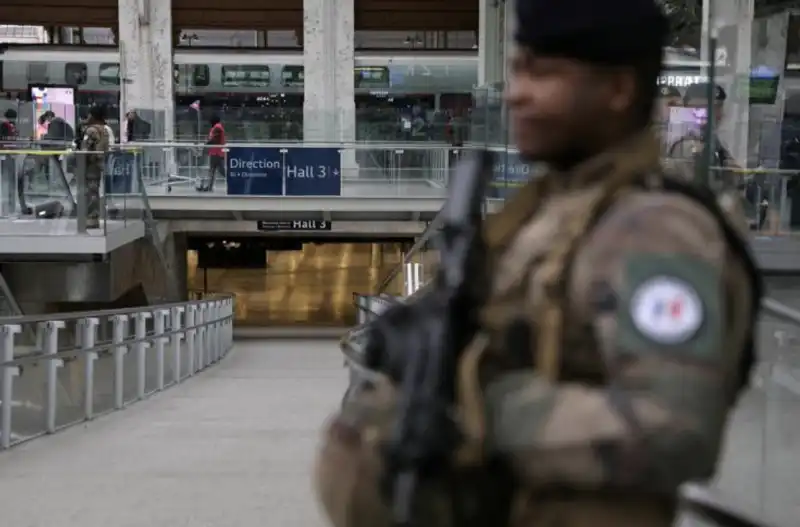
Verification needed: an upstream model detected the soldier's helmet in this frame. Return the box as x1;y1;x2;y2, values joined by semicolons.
683;82;727;106
659;86;682;100
89;104;106;122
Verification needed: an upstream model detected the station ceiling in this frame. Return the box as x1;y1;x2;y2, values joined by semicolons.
0;0;479;31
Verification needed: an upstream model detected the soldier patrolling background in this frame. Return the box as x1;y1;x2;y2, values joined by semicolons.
313;0;762;526
79;105;110;229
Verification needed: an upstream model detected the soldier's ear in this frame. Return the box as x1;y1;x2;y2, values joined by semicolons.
605;68;637;116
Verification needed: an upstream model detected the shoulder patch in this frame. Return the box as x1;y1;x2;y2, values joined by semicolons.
629;276;703;344
616;254;723;360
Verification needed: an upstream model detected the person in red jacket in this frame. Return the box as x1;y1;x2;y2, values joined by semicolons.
199;114;226;192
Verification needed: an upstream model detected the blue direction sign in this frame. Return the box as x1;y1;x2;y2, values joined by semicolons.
227;147;283;196
490;150;536;198
284;147;342;196
104;151;136;194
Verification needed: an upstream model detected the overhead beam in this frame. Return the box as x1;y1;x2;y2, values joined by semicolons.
173;0;302;10
356;10;477;30
0;0;111;6
357;0;477;12
0;3;475;31
173;9;303;28
0;6;116;26
0;6;304;30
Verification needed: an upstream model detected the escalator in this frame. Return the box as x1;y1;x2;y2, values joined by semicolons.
2;148;76;218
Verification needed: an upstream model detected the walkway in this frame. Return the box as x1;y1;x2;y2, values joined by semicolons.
0;334;797;527
0;339;344;527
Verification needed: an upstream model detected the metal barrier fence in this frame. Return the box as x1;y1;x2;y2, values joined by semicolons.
0;295;235;450
1;141;459;199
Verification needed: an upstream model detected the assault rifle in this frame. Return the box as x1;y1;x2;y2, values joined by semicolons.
369;150;493;526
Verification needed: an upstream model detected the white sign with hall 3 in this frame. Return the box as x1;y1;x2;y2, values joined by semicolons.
256;220;332;231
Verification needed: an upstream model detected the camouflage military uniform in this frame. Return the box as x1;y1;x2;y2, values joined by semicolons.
315;0;761;523
315;132;760;527
80;123;109;229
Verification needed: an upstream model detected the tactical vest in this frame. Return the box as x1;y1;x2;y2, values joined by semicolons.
457;174;763;466
83;124;110;164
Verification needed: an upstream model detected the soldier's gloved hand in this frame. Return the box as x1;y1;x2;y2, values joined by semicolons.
363;294;438;384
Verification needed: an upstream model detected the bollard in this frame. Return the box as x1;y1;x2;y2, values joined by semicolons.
204;303;213;366
186;305;196;376
112;315;129;409
196;304;205;370
201;303;209;369
154;310;169;391
206;302;215;363
81;317;99;420
171;306;184;384
212;301;221;362
133;312;152;400
0;324;21;449
43;320;65;433
226;299;234;354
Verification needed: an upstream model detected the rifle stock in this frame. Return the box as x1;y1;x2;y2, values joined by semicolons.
380;150;494;526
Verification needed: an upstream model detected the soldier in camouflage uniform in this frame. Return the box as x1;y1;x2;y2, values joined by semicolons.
314;0;762;526
80;106;110;229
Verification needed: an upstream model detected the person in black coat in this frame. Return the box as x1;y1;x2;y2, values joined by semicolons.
125;110;151;142
40;111;74;144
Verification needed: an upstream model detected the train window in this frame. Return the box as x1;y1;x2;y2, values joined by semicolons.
28;62;49;84
65;63;88;86
99;63;120;86
221;65;271;88
192;65;210;87
355;66;390;89
281;65;304;87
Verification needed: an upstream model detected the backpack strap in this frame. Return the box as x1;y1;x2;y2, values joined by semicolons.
658;178;763;396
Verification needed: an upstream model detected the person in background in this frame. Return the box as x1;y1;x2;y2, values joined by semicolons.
79;105;110;229
74;106;90;150
125;110;151;142
655;85;681;135
199;114;225;192
105;122;116;145
667;82;749;233
0;109;17;142
40;110;74;144
0;109;18;214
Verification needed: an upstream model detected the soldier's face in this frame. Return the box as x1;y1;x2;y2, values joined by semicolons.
506;49;635;162
685;98;723;125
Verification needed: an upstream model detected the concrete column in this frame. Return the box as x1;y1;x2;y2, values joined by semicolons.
117;0;174;142
503;0;516;83
478;0;504;86
303;0;355;145
703;0;754;165
478;0;516;86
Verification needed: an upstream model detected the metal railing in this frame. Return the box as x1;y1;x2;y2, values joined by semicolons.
0;294;235;450
109;141;458;195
